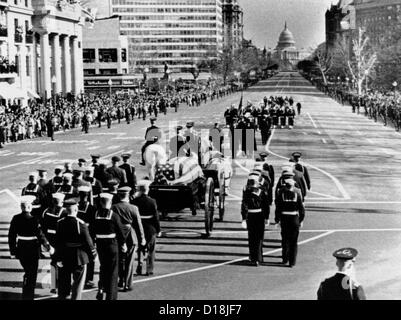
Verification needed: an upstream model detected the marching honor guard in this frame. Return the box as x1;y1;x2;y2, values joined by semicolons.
291;152;311;192
241;177;270;266
8;196;51;300
55;199;97;300
120;153;137;190
132;180;161;276
49;166;64;193
317;248;366;300
42;193;67;293
84;166;103;206
275;179;305;267
112;187;145;291
76;186;97;288
93;193;125;300
106;156;127;186
21;172;44;220
57;173;75;200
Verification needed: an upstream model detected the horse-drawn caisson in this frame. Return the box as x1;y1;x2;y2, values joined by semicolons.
143;127;232;237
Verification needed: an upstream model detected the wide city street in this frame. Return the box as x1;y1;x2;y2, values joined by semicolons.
1;72;401;300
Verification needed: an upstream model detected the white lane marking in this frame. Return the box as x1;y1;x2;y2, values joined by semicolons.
307;112;318;129
0;189;19;203
307;201;401;204
0;151;15;157
165;228;401;236
101;149;126;159
265;129;351;200
87;146;100;150
308;190;338;200
106;145;121;150
321;138;327;144
0;155;52;171
34;230;335;300
225;193;242;201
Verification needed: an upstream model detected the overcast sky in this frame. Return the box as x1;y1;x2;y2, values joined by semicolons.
241;0;334;50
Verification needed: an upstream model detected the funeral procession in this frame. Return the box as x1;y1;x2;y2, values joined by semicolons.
2;0;401;307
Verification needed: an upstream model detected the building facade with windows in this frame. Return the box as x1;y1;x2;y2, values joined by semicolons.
108;0;223;78
222;0;243;52
83;15;137;92
354;0;401;46
0;0;93;106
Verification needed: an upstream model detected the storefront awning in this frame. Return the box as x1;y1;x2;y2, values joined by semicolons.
0;82;27;100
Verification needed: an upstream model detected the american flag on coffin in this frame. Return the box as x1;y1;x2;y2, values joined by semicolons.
155;164;175;184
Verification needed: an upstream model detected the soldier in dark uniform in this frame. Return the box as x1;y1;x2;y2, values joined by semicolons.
84;167;103;207
125;107;131;124
106;111;112;129
106;156;127;186
8;196;51;300
139;118;161;166
112;187;145;291
120;153;137;190
48;166;64;194
41;193;67;293
91;154;102;181
131;180;161;276
76;186;97;289
92;193;125;300
317;248;366;300
169;125;186;158
78;158;87;168
55;199;97;300
57;173;75;200
258;152;274;185
287;106;296;129
259;115;270;145
72;168;92;198
296;102;302;115
241;177;270;266
63;162;73;175
82;113;89;134
21;172;45;220
275;179;305;267
291;152;311;192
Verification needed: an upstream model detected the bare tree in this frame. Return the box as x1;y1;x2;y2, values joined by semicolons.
313;45;333;86
342;27;377;96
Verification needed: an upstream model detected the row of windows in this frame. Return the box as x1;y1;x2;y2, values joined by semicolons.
112;0;220;6
83;49;127;63
112;7;218;13
120;22;217;28
129;37;218;43
142;51;213;58
130;44;217;50
84;69;129;76
136;59;216;66
117;13;221;21
121;29;219;36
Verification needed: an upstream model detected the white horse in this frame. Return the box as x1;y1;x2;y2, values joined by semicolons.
144;144;168;181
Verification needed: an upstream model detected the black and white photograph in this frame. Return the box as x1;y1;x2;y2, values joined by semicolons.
0;0;400;308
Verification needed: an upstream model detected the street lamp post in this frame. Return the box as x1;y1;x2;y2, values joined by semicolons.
143;67;149;89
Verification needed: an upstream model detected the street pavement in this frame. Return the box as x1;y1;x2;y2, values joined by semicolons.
1;72;401;300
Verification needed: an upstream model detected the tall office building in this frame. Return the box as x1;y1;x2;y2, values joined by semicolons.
222;0;243;52
108;0;223;77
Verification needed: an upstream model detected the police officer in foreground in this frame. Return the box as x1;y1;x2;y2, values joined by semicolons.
8;195;51;300
55;199;97;300
317;248;366;300
132;180;161;276
93;193;125;300
112;186;145;291
275;179;305;267
241;177;270;266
